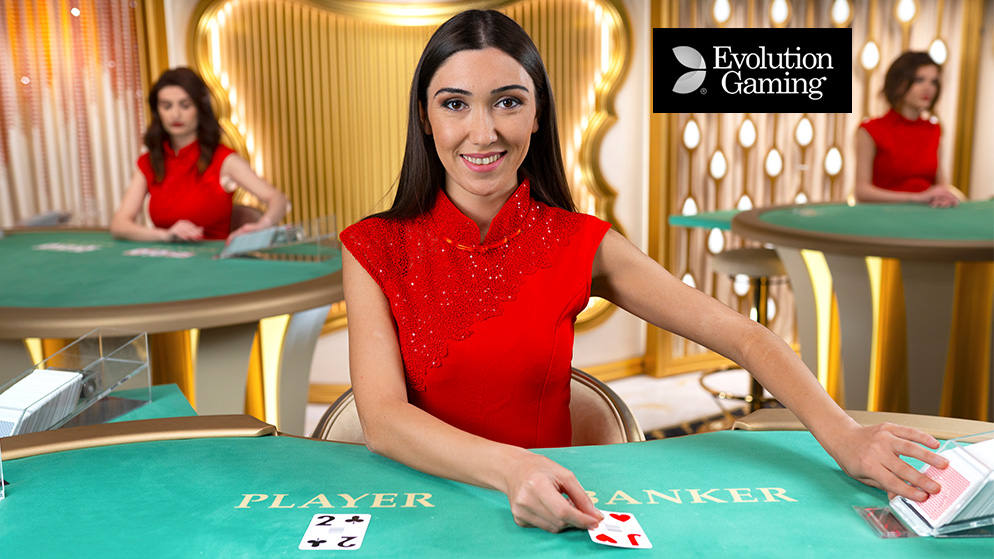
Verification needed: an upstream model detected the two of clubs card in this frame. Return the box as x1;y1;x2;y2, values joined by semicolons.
298;513;371;551
588;510;652;549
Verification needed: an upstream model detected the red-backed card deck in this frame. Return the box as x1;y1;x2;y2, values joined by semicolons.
298;513;371;551
588;510;653;549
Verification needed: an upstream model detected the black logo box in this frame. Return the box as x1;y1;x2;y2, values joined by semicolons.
653;28;852;113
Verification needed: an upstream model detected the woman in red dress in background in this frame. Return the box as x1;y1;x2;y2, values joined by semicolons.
855;52;964;207
111;68;286;241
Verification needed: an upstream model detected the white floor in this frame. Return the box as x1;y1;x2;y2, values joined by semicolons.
303;369;758;437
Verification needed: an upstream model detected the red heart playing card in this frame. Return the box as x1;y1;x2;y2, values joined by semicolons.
588;509;652;549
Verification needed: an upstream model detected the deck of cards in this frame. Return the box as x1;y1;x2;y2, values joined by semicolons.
890;436;994;537
588;510;653;549
0;368;83;437
298;513;371;551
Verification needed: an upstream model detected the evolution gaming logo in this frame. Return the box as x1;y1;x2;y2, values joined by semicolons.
672;46;707;94
654;28;851;113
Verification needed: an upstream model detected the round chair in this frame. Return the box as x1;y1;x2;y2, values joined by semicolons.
311;368;645;445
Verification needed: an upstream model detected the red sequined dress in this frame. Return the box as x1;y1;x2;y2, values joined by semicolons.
859;109;940;193
340;180;610;448
137;140;236;240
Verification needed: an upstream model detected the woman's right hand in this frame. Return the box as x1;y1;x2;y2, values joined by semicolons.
163;220;204;241
917;185;961;207
502;451;602;533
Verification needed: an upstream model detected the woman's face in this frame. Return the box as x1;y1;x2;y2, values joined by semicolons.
422;47;539;207
901;64;939;113
156;85;199;143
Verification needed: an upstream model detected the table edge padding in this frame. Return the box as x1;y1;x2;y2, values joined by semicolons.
0;414;277;460
733;203;994;261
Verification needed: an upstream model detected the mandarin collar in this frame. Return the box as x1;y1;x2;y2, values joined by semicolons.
431;179;533;247
164;138;200;159
885;108;929;126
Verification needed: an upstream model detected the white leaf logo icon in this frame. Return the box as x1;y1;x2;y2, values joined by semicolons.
672;46;706;94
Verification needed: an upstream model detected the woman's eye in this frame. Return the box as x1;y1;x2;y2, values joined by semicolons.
442;99;466;110
497;98;521;109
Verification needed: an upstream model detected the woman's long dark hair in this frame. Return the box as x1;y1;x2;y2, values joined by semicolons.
144;67;221;183
882;52;941;112
376;9;575;219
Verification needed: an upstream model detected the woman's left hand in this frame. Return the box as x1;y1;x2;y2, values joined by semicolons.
822;422;949;502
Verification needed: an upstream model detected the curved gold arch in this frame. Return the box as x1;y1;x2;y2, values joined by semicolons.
188;0;631;330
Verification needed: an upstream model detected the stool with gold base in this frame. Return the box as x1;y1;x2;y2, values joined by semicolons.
699;247;787;418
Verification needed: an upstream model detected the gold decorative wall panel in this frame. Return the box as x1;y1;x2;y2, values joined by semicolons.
190;0;631;329
648;0;984;377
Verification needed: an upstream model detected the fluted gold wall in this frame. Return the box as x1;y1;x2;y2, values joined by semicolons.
189;0;631;329
188;0;629;233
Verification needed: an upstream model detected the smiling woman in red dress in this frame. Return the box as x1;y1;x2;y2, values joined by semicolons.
855;52;964;207
340;11;950;535
111;68;287;242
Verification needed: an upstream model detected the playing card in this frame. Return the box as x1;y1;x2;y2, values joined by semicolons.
588;510;652;549
298;513;371;551
917;465;972;523
122;247;195;258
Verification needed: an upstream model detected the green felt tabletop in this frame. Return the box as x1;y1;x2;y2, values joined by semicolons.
0;431;988;558
0;231;342;308
668;209;740;231
759;200;994;241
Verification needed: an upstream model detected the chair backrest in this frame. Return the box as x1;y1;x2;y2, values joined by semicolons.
311;389;364;444
310;368;645;445
230;204;264;232
569;368;645;445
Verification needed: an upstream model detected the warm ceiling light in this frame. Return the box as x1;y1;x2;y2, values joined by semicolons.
765;148;784;177
830;0;852;26
824;147;843;176
770;0;791;27
895;0;918;23
795;117;814;147
709;150;728;180
712;0;732;26
860;41;880;71
928;38;948;65
738;119;757;149
683;118;701;150
707;228;725;254
681;197;699;216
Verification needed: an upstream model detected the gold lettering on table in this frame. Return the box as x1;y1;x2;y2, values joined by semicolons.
299;494;335;508
236;494;269;508
727;488;759;503
643;490;682;504
758;488;797;502
688;489;727;503
372;493;397;508
236;493;435;508
581;488;799;506
402;493;434;508
269;494;297;508
606;491;642;505
339;493;370;508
